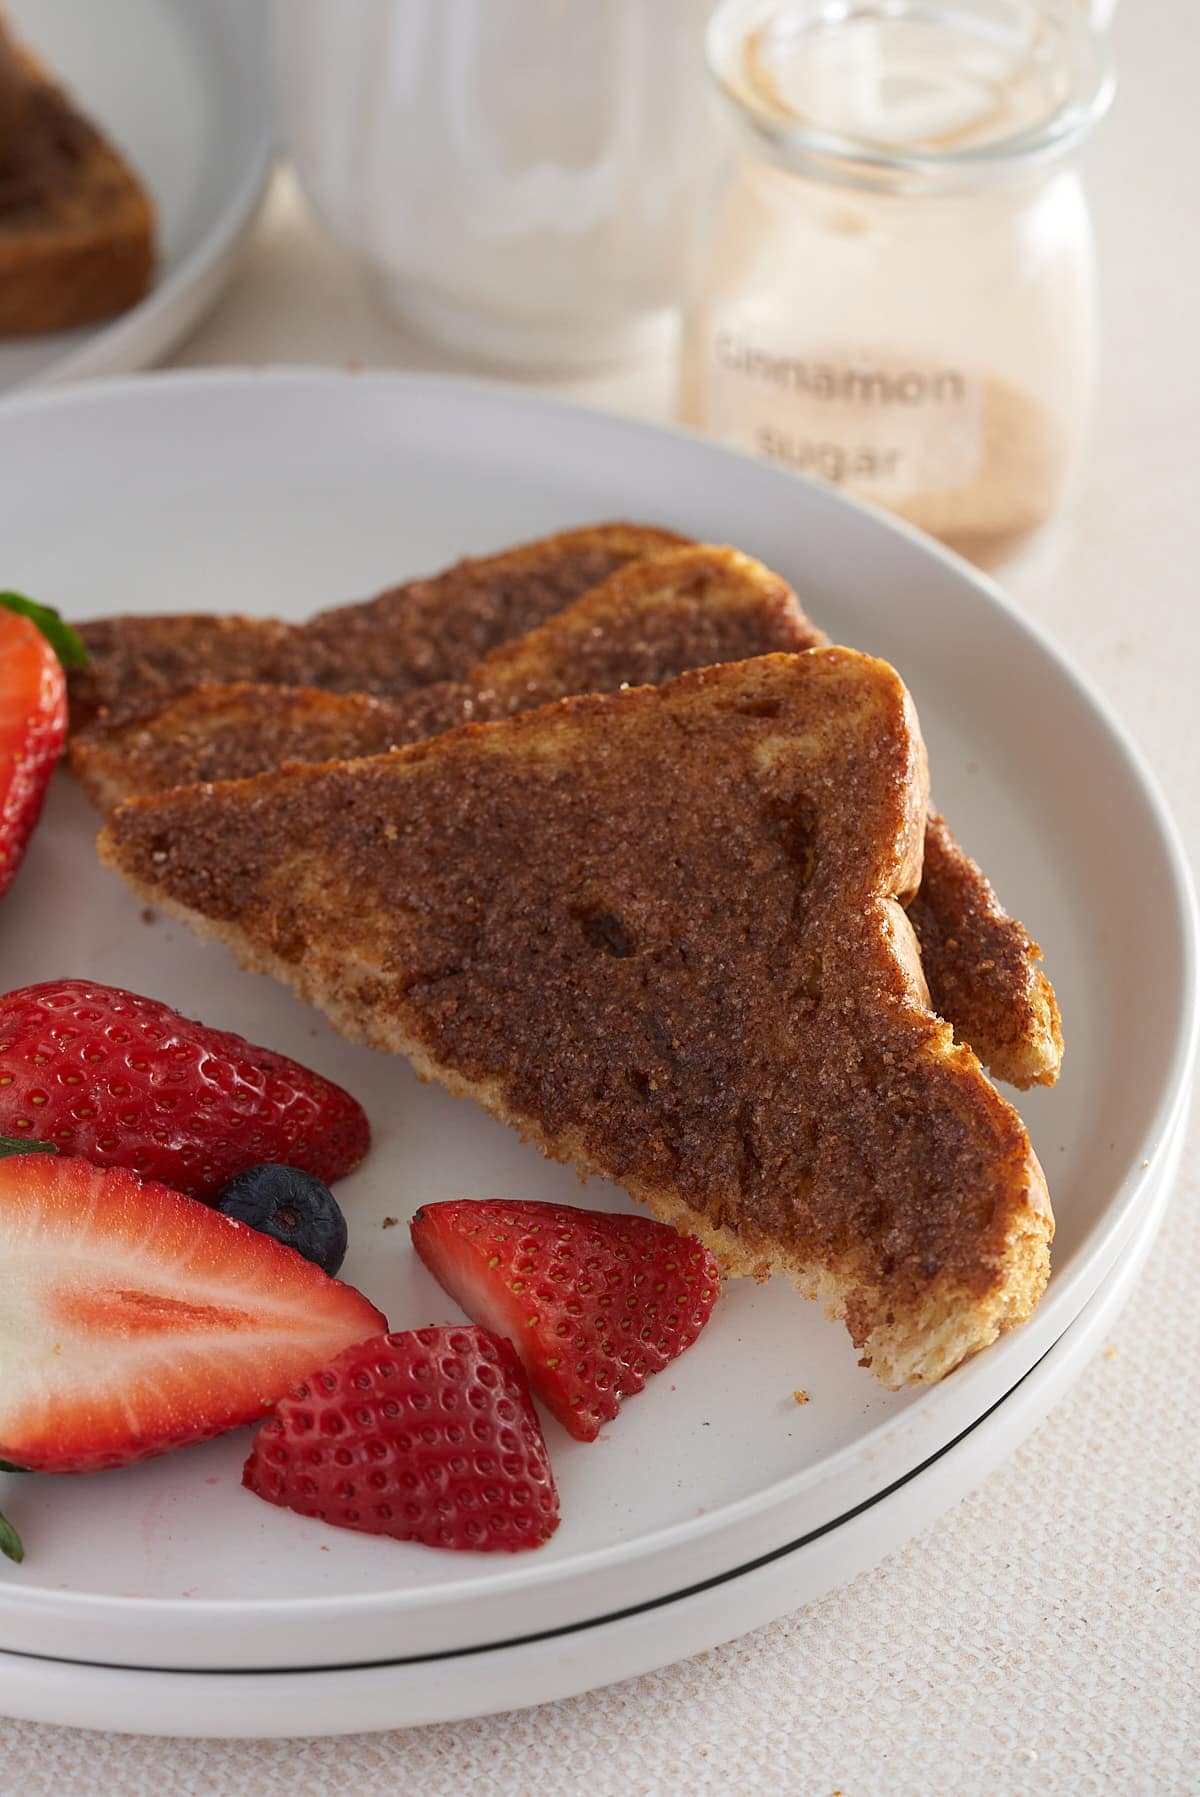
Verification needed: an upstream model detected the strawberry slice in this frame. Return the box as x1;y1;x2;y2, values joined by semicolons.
243;1326;559;1552
410;1199;722;1442
0;980;371;1198
0;1151;385;1478
0;594;80;903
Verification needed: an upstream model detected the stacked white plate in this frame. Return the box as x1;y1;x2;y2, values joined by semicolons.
0;372;1193;1736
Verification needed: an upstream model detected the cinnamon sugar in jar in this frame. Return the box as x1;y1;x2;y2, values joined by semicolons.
680;0;1113;566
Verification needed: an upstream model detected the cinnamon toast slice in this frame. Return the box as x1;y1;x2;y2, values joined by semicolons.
71;683;471;815
0;18;154;335
98;650;1052;1387
66;523;687;732
74;544;1063;1088
71;546;810;808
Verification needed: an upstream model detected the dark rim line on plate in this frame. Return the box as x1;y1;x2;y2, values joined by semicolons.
0;1334;1055;1679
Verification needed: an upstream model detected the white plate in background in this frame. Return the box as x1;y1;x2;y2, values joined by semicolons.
0;0;272;394
0;370;1193;1723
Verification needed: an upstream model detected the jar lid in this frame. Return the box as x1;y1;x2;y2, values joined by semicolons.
707;0;1114;191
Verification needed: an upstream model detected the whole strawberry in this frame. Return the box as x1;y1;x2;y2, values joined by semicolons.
411;1199;722;1441
243;1326;560;1553
0;980;370;1198
0;594;86;903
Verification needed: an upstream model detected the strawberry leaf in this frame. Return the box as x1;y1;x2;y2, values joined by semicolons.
0;592;89;669
0;1506;24;1564
0;1137;57;1159
0;1461;30;1474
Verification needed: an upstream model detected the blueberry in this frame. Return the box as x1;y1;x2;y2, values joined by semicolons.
217;1163;348;1276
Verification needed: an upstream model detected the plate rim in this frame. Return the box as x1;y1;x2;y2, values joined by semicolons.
0;365;1195;1643
0;1154;1172;1730
0;1342;1117;1673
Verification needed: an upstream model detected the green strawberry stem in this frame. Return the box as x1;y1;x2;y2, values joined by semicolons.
0;591;89;669
0;1505;24;1564
0;1136;57;1159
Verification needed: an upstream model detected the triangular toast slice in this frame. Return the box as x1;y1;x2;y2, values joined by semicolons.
75;545;1063;1089
67;522;687;732
98;650;1052;1387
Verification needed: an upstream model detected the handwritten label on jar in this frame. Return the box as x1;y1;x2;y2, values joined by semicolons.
698;331;985;505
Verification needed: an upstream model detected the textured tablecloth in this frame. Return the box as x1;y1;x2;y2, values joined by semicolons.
1;3;1197;1789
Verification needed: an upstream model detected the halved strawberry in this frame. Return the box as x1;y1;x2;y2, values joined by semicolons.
243;1326;559;1552
0;980;371;1198
0;595;79;903
0;1151;385;1478
410;1199;722;1442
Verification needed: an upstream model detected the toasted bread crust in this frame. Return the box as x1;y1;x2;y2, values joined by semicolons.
0;41;154;335
67;524;687;732
909;813;1064;1089
99;651;1052;1387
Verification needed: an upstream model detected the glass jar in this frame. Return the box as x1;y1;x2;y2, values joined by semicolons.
679;0;1114;566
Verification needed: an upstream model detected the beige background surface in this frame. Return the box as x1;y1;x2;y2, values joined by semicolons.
1;1;1197;1789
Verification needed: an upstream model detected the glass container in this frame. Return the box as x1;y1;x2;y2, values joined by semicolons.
680;0;1114;565
279;0;720;372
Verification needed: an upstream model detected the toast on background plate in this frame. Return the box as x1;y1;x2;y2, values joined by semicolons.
0;13;154;336
97;650;1053;1388
74;543;1063;1089
66;522;688;732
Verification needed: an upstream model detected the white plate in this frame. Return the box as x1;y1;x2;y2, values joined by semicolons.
0;0;272;393
0;1121;1180;1739
0;372;1194;1705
